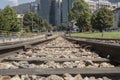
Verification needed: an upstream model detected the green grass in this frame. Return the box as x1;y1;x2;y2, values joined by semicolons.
68;32;120;39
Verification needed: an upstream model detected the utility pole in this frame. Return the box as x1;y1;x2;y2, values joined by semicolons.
32;17;33;32
68;0;71;37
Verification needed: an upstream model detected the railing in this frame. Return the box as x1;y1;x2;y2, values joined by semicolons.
0;32;63;44
0;33;45;43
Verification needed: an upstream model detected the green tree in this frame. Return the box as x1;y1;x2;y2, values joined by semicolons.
23;12;49;32
47;25;54;31
91;7;113;34
23;12;36;32
0;11;5;30
68;0;91;31
59;23;68;31
41;26;47;32
25;26;31;33
118;15;120;27
0;6;20;32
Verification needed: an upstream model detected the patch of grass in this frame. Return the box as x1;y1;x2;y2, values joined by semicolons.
69;32;120;39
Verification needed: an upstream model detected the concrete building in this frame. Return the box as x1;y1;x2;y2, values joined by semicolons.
88;0;97;13
112;8;120;29
97;0;112;9
85;0;119;13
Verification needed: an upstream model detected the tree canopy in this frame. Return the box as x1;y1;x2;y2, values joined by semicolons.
23;12;53;32
91;7;113;32
68;0;91;31
59;23;68;31
0;6;21;32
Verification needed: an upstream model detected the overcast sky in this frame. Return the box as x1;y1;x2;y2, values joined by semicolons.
0;0;35;9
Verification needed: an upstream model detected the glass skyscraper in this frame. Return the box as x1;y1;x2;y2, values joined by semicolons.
61;0;74;26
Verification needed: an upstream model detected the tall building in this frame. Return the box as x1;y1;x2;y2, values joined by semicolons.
30;2;39;14
49;0;56;26
34;0;51;22
30;0;62;29
61;0;74;26
55;0;62;28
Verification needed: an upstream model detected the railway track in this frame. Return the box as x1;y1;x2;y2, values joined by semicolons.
66;36;120;45
0;36;120;80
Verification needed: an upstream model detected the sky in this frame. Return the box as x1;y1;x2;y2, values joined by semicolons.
0;0;35;9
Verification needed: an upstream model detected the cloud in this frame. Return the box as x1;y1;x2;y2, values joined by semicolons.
7;0;18;5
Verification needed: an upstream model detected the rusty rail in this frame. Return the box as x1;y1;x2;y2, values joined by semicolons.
65;37;120;63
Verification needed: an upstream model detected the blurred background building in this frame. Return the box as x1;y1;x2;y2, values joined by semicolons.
12;0;120;29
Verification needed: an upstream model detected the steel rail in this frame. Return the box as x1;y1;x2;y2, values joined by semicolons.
46;46;81;48
66;36;120;41
65;37;120;63
4;57;109;62
0;35;58;54
0;67;120;76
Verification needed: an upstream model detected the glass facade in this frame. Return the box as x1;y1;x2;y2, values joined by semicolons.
61;0;74;25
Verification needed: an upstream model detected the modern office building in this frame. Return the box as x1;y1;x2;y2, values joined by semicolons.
55;0;62;28
49;0;56;26
34;0;51;22
61;0;74;26
30;0;62;29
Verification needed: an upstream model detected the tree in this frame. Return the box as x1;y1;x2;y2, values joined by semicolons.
118;15;120;27
68;0;91;31
41;26;47;32
0;6;20;32
23;12;49;32
0;11;5;30
59;23;68;31
23;12;37;32
91;7;113;33
47;25;54;31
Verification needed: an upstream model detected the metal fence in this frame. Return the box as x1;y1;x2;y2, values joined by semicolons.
0;32;45;43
